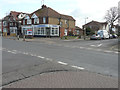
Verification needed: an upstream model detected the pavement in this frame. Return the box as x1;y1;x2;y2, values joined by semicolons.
2;36;119;88
3;71;118;88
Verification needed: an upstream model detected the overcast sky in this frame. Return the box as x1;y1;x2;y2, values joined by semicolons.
0;0;119;28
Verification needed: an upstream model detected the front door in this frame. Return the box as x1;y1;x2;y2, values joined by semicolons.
46;27;50;37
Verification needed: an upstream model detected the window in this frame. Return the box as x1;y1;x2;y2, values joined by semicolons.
10;23;13;26
43;17;46;23
34;18;39;24
38;30;40;34
52;28;54;35
41;28;44;35
58;18;60;22
51;28;58;35
60;22;62;27
23;20;25;25
55;28;58;34
27;19;31;24
3;21;7;26
65;20;67;24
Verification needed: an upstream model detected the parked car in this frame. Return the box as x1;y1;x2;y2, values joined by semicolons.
97;30;109;39
112;34;118;38
109;34;113;39
90;34;101;40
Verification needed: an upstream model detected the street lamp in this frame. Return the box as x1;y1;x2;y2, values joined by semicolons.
84;17;88;40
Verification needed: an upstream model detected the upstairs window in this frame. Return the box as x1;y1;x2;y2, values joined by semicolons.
60;22;62;27
27;19;31;24
10;23;13;26
3;21;7;26
34;18;39;24
23;20;25;25
43;17;46;24
65;20;68;24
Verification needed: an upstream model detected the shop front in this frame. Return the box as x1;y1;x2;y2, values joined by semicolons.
22;26;33;36
33;24;59;37
22;24;59;37
10;27;17;36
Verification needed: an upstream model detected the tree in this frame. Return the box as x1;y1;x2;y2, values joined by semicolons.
104;7;119;34
86;27;95;36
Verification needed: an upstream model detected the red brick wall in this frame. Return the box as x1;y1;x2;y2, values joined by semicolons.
60;27;65;37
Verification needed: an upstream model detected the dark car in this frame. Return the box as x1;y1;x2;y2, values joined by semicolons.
112;34;118;38
90;34;101;40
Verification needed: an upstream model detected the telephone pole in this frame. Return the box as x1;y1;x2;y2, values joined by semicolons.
84;17;88;40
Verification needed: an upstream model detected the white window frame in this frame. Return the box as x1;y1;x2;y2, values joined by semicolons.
51;27;59;36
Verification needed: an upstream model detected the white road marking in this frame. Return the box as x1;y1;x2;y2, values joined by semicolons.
104;51;113;53
71;65;85;70
79;47;84;49
46;58;53;61
37;56;45;59
97;44;102;47
58;61;68;65
90;45;96;47
115;52;119;54
7;51;12;53
10;52;17;54
30;54;37;57
23;52;29;55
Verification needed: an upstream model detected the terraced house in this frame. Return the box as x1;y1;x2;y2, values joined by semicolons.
2;11;27;36
21;5;76;37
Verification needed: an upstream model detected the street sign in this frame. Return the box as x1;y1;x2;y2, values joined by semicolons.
27;29;32;35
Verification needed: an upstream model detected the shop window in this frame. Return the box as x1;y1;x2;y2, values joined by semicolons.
38;30;40;34
41;28;44;35
55;28;58;34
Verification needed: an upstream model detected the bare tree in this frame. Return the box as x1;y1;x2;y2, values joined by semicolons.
104;7;119;34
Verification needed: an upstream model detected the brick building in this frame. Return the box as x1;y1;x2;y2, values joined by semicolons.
2;11;26;36
21;5;75;37
75;26;83;36
82;20;109;34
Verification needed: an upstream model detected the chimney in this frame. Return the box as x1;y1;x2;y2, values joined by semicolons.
42;5;47;8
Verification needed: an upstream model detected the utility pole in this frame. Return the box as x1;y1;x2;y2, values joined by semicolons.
84;17;88;40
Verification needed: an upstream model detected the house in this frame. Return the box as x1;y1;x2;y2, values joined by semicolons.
118;1;120;26
21;5;76;37
2;11;27;36
0;19;2;32
82;20;109;34
74;26;83;36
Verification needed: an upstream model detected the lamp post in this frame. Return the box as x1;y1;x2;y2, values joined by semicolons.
84;17;88;40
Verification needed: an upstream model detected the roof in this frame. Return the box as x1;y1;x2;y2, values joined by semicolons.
75;26;83;30
10;11;28;20
83;20;108;27
30;5;75;21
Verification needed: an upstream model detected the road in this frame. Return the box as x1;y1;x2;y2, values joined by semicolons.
2;38;118;78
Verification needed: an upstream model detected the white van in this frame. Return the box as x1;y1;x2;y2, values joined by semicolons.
97;30;109;39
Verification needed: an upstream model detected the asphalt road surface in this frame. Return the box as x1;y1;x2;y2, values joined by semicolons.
2;38;118;79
